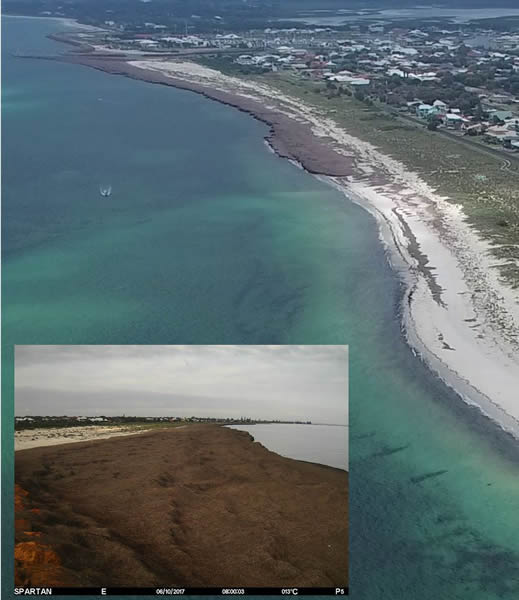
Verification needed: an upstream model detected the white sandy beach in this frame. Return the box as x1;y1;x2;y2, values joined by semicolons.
15;425;158;451
127;59;519;436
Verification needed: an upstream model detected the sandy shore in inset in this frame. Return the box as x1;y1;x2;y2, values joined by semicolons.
15;425;348;587
14;425;165;451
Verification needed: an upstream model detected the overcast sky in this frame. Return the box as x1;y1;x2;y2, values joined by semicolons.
15;345;348;424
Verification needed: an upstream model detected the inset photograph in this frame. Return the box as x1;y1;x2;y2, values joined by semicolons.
15;345;348;589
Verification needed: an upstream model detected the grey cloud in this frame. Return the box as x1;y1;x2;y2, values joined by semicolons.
15;345;348;423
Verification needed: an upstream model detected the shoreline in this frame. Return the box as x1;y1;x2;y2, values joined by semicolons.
15;37;519;438
226;424;349;472
15;425;348;587
330;178;519;436
59;55;355;177
17;424;349;472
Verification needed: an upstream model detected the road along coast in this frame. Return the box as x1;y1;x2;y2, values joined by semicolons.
15;424;348;587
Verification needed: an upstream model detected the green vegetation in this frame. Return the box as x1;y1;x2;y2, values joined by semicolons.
211;69;519;285
196;55;270;77
197;55;508;119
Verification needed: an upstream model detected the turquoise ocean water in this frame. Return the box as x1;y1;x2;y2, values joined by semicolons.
3;16;519;599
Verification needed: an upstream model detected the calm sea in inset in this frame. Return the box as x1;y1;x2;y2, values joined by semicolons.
227;424;348;471
4;16;519;600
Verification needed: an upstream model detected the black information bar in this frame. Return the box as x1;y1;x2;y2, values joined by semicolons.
15;587;349;596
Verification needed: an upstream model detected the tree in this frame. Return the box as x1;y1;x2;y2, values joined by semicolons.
388;74;403;89
387;93;405;106
354;89;366;102
427;116;441;131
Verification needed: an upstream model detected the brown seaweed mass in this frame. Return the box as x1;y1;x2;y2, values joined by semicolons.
15;425;348;587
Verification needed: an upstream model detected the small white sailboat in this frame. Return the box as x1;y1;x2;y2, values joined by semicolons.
99;184;112;197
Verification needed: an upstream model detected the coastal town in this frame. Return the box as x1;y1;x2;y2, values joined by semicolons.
14;414;313;429
64;18;519;152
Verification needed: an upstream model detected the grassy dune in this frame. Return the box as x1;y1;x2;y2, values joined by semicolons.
266;74;519;286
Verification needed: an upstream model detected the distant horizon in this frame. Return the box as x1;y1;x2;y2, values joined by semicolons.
14;414;348;426
15;345;348;424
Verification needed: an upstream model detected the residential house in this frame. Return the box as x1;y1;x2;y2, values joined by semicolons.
484;125;513;144
489;110;514;123
445;113;464;129
432;99;448;114
416;103;433;118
